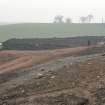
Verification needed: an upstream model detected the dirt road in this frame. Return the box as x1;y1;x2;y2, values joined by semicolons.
0;47;88;74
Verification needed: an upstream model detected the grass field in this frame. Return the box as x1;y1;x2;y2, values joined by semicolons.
0;23;105;42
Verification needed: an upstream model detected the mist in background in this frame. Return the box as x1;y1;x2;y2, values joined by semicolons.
0;0;105;23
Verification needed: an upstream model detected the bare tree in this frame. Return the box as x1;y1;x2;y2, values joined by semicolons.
87;14;93;23
102;17;104;24
54;15;64;23
65;18;72;23
80;16;87;23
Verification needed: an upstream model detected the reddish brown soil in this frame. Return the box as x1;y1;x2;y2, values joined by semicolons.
1;46;105;105
0;46;88;74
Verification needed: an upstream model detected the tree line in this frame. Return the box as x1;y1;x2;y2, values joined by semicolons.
53;14;95;23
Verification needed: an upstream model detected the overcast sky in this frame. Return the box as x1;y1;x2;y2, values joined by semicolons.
0;0;105;23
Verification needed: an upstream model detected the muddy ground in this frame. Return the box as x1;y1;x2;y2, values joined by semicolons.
0;46;105;105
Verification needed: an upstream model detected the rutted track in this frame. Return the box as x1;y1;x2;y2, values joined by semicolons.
0;47;88;74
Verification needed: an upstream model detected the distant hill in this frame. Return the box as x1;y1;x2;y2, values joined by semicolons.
0;22;13;25
0;23;105;42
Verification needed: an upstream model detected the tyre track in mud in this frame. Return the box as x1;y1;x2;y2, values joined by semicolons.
0;47;88;75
